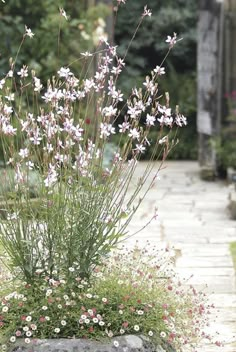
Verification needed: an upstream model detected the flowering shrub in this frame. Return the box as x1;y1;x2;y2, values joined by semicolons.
0;245;216;351
0;3;214;351
0;3;186;284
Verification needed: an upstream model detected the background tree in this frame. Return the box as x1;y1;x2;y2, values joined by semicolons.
115;0;198;159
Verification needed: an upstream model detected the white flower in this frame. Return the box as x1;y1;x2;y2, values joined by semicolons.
102;106;117;117
25;316;32;322
5;93;14;101
17;65;28;78
113;340;119;348
128;128;140;140
86;293;92;299
2;306;8;312
25;338;31;344
58;67;73;78
134;325;140;331
120;328;125;334
26;331;32;337
85;318;90;324
60;8;68;20
166;33;177;48
160;331;166;338
61;320;67;326
7;70;13;78
33;77;43;92
159;136;169;145
158;105;171;116
54;328;60;333
58;304;62;309
23;326;29;332
25;26;34;38
175;114;187;127
30;324;37;331
148;331;154;337
81;51;93;57
93;318;98;323
10;336;16;343
100;123;115;139
41;306;48;311
45;316;50;321
142;5;152;17
137;310;144;315
154;65;165;76
146;114;156;126
0;79;5;89
99;321;105;326
19;148;29;159
102;297;108;303
46;289;52;296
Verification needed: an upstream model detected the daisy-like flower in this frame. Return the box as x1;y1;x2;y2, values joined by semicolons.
2;306;8;313
148;331;154;337
134;325;140;331
25;316;32;322
54;328;60;333
25;25;34;39
61;320;67;326
113;340;119;348
160;331;167;338
25;338;31;344
10;336;16;343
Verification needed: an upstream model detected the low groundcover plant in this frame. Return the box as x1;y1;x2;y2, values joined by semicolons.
0;245;217;351
0;1;219;351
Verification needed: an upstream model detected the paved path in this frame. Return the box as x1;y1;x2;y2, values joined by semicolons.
126;161;236;352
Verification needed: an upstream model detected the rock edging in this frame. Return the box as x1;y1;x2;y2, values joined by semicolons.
11;335;175;352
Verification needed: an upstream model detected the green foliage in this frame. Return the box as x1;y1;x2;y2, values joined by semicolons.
0;0;110;80
0;168;41;200
115;0;197;159
0;246;211;351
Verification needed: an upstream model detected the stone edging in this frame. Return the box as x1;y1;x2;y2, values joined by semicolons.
11;335;176;352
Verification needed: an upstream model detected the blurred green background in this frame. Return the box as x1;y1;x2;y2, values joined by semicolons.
0;0;198;161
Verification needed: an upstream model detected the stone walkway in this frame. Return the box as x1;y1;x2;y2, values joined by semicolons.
126;161;236;352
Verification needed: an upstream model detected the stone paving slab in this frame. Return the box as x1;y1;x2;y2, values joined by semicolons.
127;161;236;351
